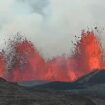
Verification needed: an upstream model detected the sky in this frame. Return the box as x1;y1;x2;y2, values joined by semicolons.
0;0;105;59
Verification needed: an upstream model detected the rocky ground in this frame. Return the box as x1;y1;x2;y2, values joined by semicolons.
0;72;105;105
0;89;105;105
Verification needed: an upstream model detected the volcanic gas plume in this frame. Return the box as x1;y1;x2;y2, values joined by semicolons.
0;30;104;82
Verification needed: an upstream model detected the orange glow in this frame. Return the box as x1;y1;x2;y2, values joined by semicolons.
0;54;5;77
72;31;103;78
6;40;46;81
1;30;105;82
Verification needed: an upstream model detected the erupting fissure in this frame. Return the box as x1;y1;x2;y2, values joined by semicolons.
0;30;104;82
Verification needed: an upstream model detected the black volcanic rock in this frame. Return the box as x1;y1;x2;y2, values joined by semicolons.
76;69;105;85
0;77;6;82
0;77;104;104
18;80;50;87
69;70;105;98
31;81;83;90
87;70;105;84
0;70;105;105
27;70;105;99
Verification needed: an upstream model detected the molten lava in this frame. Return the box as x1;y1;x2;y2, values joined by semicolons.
0;53;5;77
46;56;69;81
72;31;103;78
6;40;46;81
0;30;104;82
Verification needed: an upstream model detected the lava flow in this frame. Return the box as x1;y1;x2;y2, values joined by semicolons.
0;30;104;82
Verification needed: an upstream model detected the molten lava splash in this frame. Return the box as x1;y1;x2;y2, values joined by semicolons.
0;53;5;77
72;31;103;77
45;31;103;81
0;30;104;82
46;56;77;81
46;56;69;81
6;39;46;81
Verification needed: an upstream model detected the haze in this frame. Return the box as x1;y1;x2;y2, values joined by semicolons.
0;0;105;59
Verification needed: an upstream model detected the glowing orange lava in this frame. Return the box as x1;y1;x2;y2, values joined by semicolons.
6;40;46;81
71;31;103;79
0;53;5;77
0;30;104;82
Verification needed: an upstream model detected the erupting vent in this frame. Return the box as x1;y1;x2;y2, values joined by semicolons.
0;30;104;82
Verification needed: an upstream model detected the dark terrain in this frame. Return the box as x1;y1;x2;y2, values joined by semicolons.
1;70;105;105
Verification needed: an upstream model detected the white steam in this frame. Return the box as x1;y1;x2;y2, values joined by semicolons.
0;0;105;58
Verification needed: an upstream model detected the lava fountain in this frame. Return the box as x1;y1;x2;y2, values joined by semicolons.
5;37;46;81
72;30;103;78
0;30;104;82
0;52;5;77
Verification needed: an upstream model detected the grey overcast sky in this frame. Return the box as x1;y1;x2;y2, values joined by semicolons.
0;0;105;59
